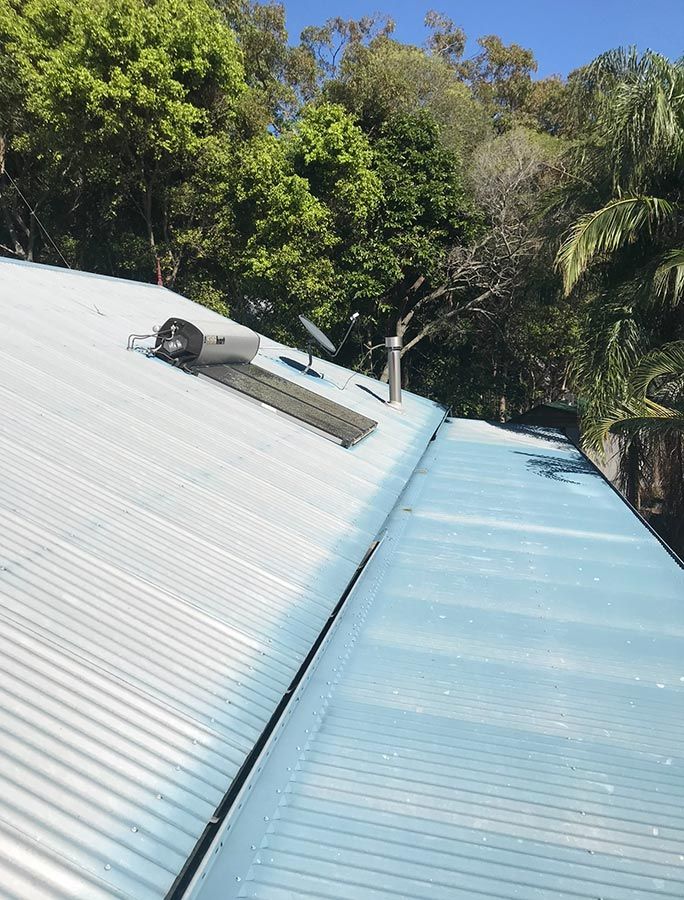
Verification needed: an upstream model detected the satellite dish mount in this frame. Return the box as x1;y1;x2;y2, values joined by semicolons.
297;313;359;376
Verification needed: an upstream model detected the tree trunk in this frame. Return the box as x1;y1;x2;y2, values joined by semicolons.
144;178;161;284
625;436;641;509
0;140;29;259
26;212;35;262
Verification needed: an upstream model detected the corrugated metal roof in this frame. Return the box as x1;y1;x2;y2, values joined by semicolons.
191;419;684;900
0;258;444;899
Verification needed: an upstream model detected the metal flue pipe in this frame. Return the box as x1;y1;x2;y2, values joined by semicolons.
385;335;402;408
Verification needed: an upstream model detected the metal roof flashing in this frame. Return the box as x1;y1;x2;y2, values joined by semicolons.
0;258;444;899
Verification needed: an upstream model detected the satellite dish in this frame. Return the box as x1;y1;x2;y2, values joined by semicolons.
299;315;336;355
283;311;360;377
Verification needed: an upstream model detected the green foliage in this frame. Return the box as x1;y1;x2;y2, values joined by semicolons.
0;0;247;282
654;249;684;307
554;49;684;548
290;102;382;229
573;49;684;193
15;0;244;158
326;36;490;155
231;133;340;325
582;342;684;450
557;54;684;439
230;104;472;343
219;104;383;333
299;14;394;81
213;0;317;126
368;112;470;293
557;196;675;295
520;76;571;135
458;35;537;129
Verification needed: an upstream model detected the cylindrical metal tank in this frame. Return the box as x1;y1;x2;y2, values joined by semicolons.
155;318;260;367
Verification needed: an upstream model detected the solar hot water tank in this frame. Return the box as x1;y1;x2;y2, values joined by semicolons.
154;318;378;447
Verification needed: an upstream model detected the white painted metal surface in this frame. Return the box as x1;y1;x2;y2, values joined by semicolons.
192;420;684;900
0;258;444;899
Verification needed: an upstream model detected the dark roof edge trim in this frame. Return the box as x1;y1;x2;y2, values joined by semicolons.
574;441;684;570
503;422;684;570
164;537;381;900
166;406;448;898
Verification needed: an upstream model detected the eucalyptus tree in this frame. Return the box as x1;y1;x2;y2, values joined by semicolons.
324;34;490;156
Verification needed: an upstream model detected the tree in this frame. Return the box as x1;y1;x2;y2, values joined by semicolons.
299;14;394;83
458;35;537;129
556;49;684;548
583;342;684;447
213;0;318;126
349;111;473;372
290;102;382;234
521;75;571;136
383;127;567;389
0;0;246;285
557;51;684;426
424;9;466;66
455;32;570;135
325;35;490;155
230;104;476;364
558;50;683;293
582;341;684;550
215;102;384;337
228;133;340;329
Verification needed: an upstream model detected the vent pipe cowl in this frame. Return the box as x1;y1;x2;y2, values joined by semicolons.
385;335;402;408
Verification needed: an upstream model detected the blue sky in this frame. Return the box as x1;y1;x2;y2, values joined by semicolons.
285;0;684;78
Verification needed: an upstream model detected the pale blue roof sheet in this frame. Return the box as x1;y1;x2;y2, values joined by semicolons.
192;419;684;900
0;257;444;898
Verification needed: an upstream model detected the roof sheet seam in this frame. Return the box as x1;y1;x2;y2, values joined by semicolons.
181;438;440;897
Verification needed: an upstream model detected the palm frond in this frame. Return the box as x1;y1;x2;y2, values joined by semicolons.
571;295;641;394
593;408;684;446
581;341;684;450
583;400;684;450
556;195;674;295
626;340;684;397
654;248;684;305
575;50;684;191
608;56;684;188
572;47;642;99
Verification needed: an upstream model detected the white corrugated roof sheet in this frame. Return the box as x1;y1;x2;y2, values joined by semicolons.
0;258;444;899
191;420;684;900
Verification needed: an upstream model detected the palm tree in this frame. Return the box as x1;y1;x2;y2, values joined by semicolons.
556;49;683;434
589;342;684;551
558;49;683;300
583;341;684;448
555;49;684;550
